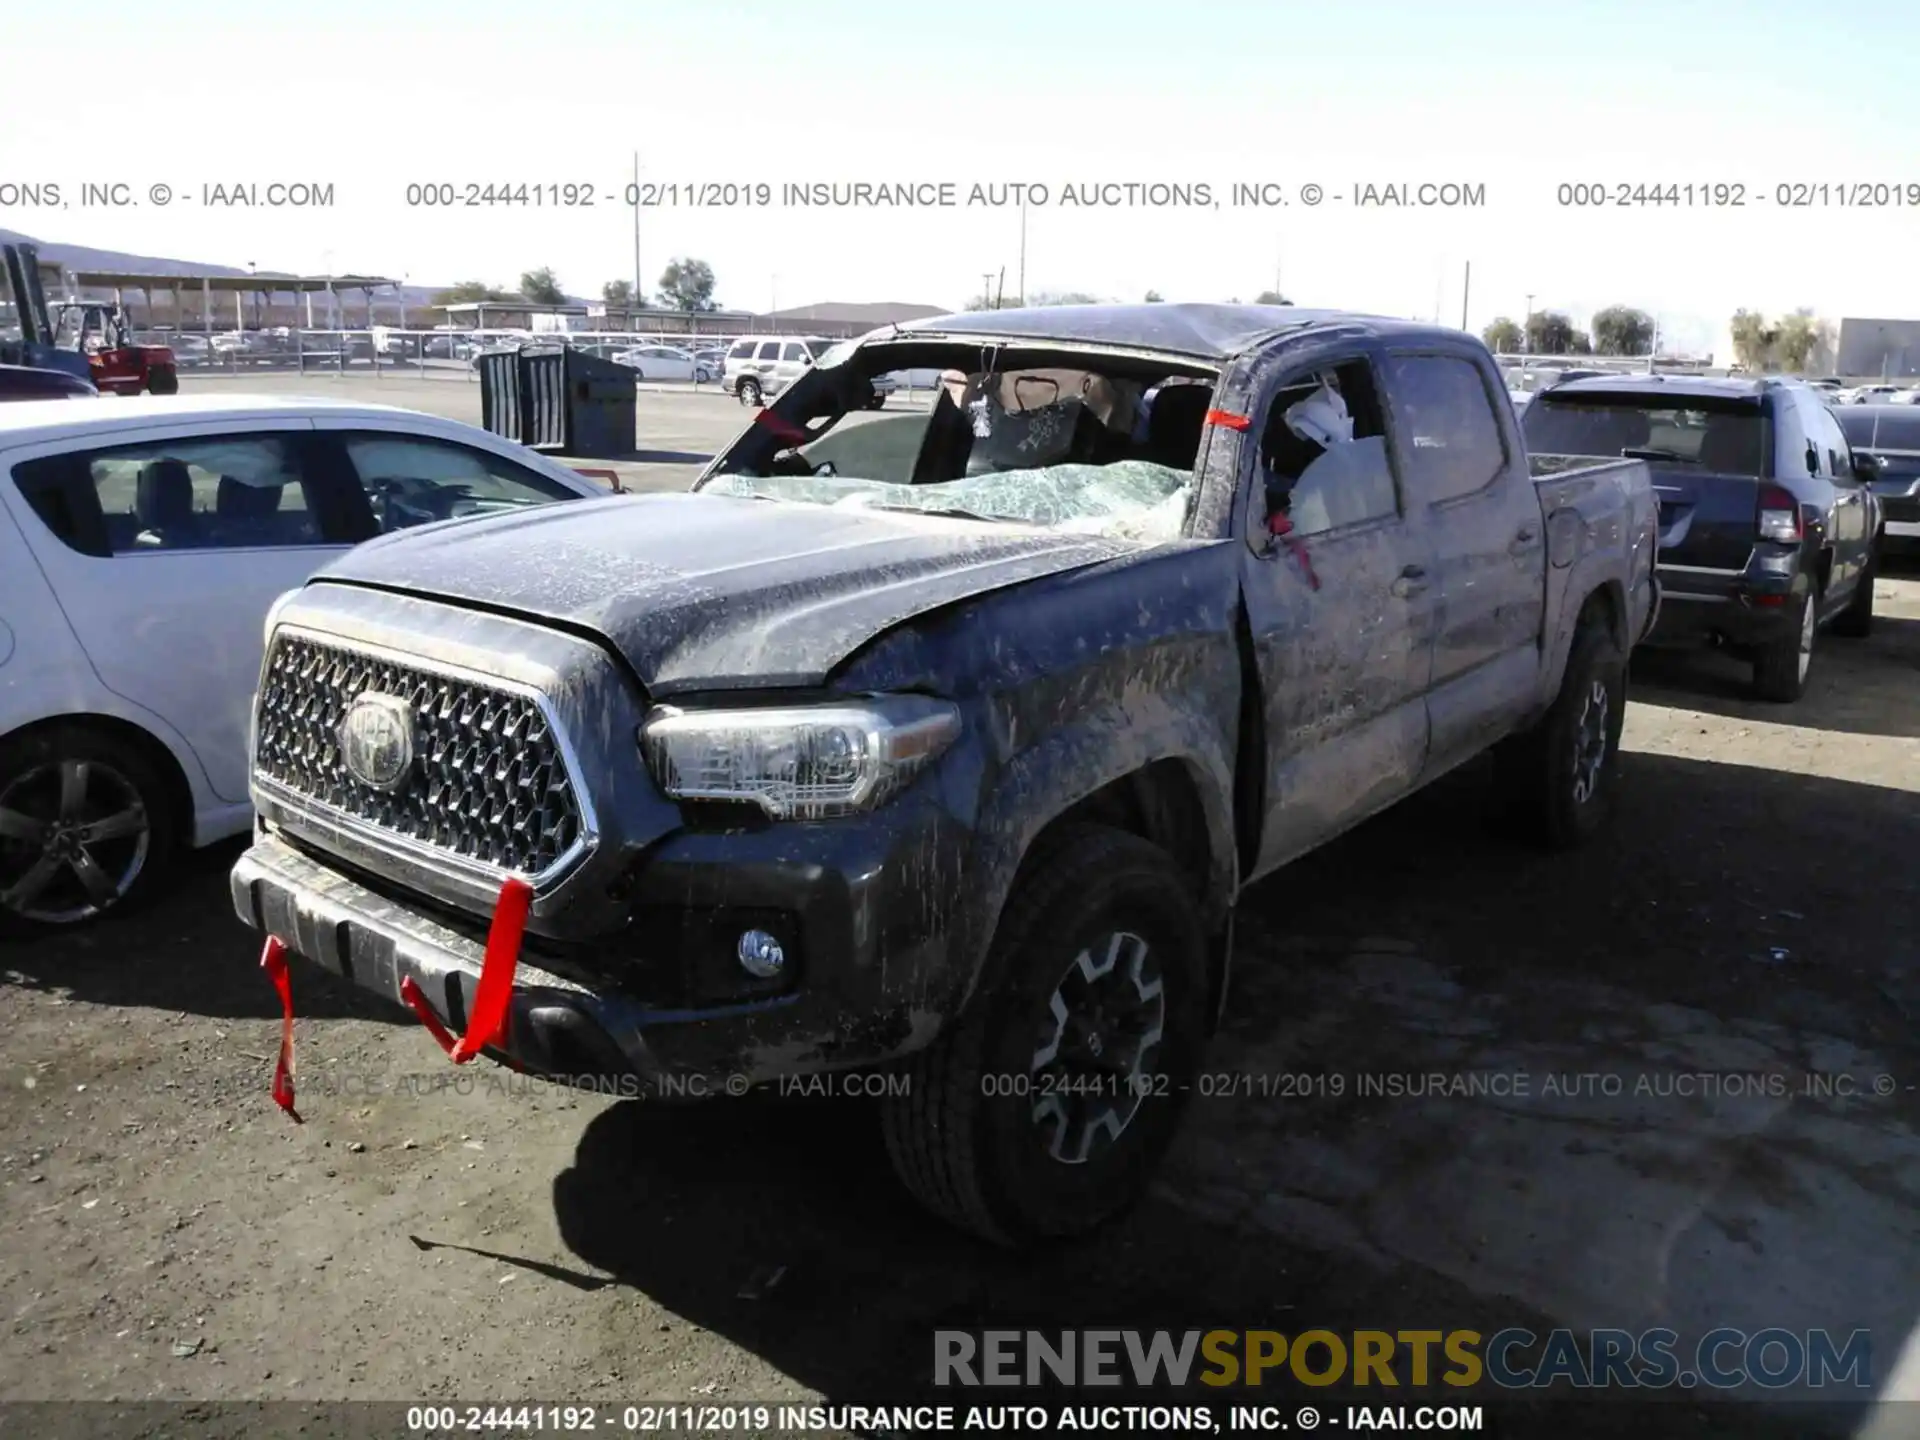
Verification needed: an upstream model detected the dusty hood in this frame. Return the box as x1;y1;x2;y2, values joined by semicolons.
312;492;1140;695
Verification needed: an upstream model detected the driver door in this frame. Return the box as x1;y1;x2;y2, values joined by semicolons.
1237;346;1439;881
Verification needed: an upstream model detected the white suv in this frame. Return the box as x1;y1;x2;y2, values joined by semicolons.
721;335;834;406
0;395;608;933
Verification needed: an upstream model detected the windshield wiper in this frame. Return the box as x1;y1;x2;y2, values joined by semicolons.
1622;446;1701;463
860;502;1004;523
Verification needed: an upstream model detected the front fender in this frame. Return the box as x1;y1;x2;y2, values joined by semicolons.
948;658;1241;1017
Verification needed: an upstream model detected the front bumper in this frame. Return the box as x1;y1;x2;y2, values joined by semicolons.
233;773;973;1091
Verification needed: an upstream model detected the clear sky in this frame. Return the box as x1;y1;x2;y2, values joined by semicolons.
4;0;1916;358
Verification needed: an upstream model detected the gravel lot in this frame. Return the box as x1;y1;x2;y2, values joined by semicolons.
2;382;1917;1433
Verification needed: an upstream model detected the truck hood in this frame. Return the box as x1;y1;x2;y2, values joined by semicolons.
313;492;1142;696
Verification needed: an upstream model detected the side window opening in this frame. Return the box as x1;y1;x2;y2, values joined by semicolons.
14;435;326;554
756;341;781;361
1257;359;1398;537
341;434;575;533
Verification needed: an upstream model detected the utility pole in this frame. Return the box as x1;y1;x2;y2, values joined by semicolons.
1461;261;1471;331
982;271;995;310
1524;292;1535;354
1017;198;1027;307
641;150;656;311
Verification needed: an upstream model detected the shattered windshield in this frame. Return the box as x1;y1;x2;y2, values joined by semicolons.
699;353;1219;543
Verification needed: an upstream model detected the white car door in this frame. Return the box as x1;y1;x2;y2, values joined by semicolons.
2;419;353;804
773;341;813;393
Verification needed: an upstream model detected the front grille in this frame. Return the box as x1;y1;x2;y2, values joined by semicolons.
254;632;584;878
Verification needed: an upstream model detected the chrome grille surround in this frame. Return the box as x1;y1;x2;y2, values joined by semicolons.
250;627;594;889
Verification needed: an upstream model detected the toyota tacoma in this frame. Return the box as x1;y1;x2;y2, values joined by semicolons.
231;304;1658;1245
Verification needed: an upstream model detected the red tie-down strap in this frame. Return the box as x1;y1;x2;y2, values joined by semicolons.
1267;512;1321;591
259;938;301;1122
398;875;533;1065
753;408;810;447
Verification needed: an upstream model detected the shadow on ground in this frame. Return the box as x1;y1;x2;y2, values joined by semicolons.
2;838;406;1023
551;753;1916;1435
1632;609;1920;739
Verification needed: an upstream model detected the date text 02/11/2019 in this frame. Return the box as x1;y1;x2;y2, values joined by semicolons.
1557;181;1920;206
394;180;1491;209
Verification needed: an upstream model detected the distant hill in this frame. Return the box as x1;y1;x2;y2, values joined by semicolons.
0;226;252;279
0;227;440;304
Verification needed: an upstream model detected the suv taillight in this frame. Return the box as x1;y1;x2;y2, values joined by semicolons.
1757;485;1802;543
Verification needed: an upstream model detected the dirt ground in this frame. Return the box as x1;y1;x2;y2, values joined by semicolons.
3;556;1917;1437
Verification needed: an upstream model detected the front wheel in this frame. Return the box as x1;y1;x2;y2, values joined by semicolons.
737;377;762;407
881;824;1209;1246
1831;543;1878;639
1491;613;1627;850
0;726;176;936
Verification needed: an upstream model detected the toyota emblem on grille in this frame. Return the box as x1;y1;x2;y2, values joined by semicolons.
338;692;415;791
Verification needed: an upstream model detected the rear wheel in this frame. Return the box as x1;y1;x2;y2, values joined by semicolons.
146;365;179;395
1752;581;1817;702
0;726;177;936
737;377;763;407
881;825;1208;1246
1831;541;1878;639
1491;611;1626;850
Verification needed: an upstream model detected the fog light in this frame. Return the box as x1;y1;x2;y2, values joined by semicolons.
737;929;786;979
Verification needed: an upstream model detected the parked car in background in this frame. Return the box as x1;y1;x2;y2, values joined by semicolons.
721;334;835;405
231;305;1656;1244
611;344;697;381
1835;404;1920;543
1522;374;1881;702
1841;382;1905;405
691;348;726;382
0;395;613;934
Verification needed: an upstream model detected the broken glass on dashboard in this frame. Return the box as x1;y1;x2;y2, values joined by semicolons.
701;352;1217;542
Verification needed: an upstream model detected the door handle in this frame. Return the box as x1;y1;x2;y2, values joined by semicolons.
1391;564;1428;598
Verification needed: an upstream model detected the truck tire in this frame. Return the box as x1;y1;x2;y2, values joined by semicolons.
1830;542;1877;639
1751;580;1818;702
737;377;762;407
880;824;1208;1246
0;725;177;936
146;365;179;396
1491;612;1626;850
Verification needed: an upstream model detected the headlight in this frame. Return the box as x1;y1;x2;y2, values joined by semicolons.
640;696;961;820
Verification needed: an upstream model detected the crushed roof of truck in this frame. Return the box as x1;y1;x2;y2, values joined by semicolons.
890;303;1434;361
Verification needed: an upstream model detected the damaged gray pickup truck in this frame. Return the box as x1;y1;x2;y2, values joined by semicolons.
231;304;1658;1245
